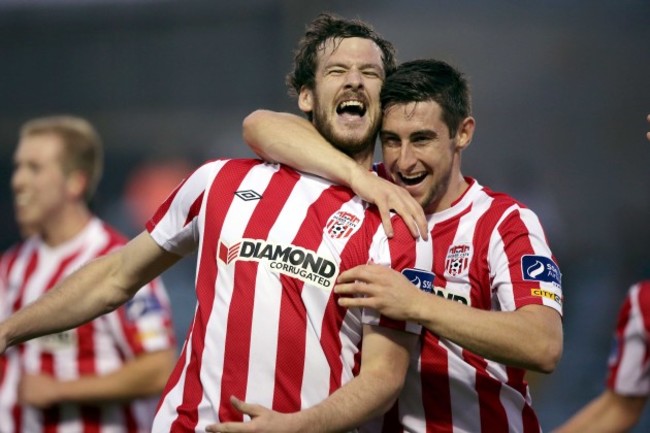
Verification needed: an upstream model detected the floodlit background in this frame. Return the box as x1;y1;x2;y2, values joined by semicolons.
1;1;649;430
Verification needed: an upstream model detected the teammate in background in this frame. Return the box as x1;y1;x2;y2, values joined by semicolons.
552;121;650;432
0;115;176;433
551;280;650;433
0;14;431;432
224;59;564;432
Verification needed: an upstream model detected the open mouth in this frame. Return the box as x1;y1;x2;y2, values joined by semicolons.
398;172;427;186
336;100;366;117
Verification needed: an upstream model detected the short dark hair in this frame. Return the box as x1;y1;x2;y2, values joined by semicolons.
286;12;397;97
380;59;471;138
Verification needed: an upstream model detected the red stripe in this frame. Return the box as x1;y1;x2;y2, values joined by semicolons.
184;192;204;227
40;249;83;432
0;241;23;281
419;215;458;432
2;243;35;433
221;167;299;417
156;331;190;414
469;201;497;308
458;351;508;432
380;212;420;330
12;249;38;311
607;291;633;388
498;210;540;309
146;172;192;231
522;402;542;433
305;186;360;398
472;202;528;431
421;333;453;433
271;175;338;412
12;399;22;433
41;352;60;433
637;282;650;367
169;159;257;431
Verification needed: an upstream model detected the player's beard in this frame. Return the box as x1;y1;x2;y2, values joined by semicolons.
311;97;379;159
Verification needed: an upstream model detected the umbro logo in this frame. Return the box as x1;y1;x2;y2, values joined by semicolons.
235;190;262;201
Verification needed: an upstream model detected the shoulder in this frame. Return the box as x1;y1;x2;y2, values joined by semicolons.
632;280;650;308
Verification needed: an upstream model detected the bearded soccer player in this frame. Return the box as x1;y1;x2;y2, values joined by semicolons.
0;14;433;433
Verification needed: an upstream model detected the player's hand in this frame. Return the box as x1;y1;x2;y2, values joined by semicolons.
18;373;61;408
335;264;425;321
349;168;428;240
646;114;650;142
206;396;302;433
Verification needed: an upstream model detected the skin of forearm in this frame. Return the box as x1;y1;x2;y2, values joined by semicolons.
290;327;413;432
54;349;176;404
242;110;368;181
293;368;403;433
2;252;132;348
411;293;562;373
552;391;647;433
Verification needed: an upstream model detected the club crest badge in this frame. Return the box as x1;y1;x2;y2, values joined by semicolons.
445;244;472;277
325;210;361;239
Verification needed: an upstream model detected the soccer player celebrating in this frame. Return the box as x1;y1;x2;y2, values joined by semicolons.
0;14;432;433
228;58;564;432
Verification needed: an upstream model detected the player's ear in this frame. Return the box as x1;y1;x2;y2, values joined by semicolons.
65;169;88;201
298;86;314;114
455;116;475;151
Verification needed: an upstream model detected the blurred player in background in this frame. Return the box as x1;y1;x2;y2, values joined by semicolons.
0;115;176;433
552;117;650;432
552;280;650;433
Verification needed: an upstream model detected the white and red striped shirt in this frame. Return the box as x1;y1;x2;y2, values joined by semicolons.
146;159;428;432
606;280;650;396
0;217;176;433
371;170;563;433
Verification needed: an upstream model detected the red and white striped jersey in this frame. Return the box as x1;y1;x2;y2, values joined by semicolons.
145;158;428;432
370;169;564;433
606;280;650;396
0;217;176;433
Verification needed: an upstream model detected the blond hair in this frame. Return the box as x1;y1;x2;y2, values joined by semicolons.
20;115;103;203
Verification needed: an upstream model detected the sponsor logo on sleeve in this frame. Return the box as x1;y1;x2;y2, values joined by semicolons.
522;255;562;287
402;268;435;293
531;288;563;306
125;294;164;321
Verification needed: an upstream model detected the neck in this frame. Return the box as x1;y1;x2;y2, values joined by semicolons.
40;203;92;247
352;149;375;169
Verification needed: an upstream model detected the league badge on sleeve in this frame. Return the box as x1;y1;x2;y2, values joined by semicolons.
402;268;435;293
521;255;562;287
125;293;164;321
